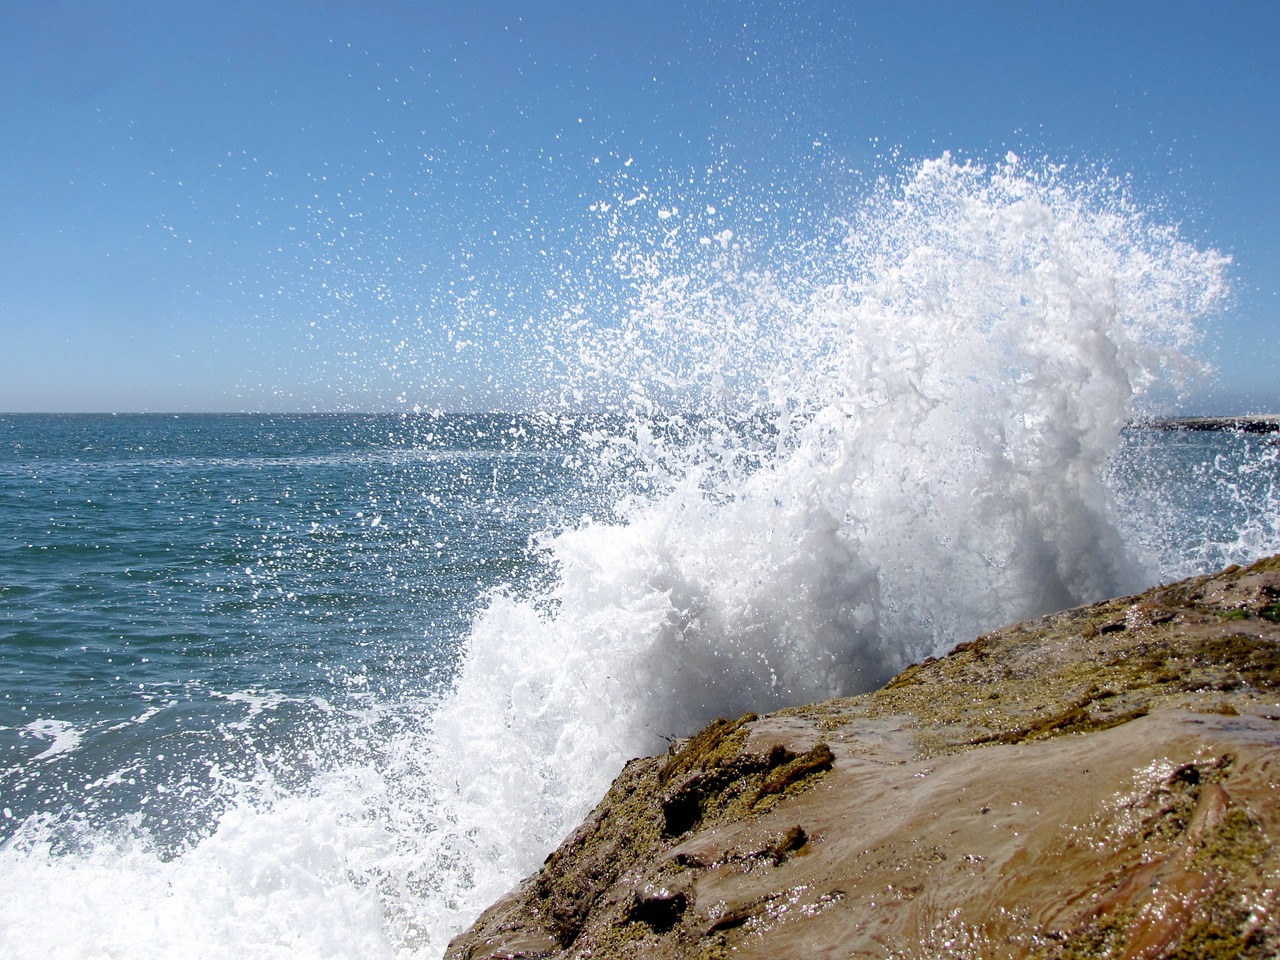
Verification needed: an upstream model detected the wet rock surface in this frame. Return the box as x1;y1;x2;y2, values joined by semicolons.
446;556;1280;959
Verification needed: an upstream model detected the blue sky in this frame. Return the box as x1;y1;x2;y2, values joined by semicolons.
1;1;1276;413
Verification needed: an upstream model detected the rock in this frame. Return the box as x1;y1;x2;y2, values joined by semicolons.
447;555;1280;959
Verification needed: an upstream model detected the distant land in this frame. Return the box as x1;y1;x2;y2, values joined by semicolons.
1149;414;1280;433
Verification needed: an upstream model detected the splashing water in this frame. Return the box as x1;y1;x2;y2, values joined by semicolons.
0;155;1253;958
407;154;1234;947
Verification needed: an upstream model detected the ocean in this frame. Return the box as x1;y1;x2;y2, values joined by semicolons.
2;157;1278;957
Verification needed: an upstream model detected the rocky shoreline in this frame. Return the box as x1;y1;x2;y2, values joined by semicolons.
448;556;1280;959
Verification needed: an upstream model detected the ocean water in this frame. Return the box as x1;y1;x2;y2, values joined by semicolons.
2;157;1278;958
0;413;601;842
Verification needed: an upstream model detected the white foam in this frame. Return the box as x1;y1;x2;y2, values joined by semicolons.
23;719;85;761
0;773;399;960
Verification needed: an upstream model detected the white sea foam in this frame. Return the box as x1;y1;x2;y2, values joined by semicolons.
0;773;399;959
0;156;1260;958
23;719;85;761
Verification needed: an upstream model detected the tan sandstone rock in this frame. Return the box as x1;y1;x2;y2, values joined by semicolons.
448;555;1280;959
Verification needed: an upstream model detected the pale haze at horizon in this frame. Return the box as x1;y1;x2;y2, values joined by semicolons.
1;2;1276;415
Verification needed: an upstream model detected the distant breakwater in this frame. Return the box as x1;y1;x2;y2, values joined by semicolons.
1144;414;1280;434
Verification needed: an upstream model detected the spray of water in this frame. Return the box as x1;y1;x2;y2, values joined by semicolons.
403;153;1231;947
0;155;1242;958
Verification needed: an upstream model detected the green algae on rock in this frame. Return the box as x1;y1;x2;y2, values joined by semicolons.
446;556;1280;960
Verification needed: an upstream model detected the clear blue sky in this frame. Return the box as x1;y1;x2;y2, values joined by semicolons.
1;1;1276;413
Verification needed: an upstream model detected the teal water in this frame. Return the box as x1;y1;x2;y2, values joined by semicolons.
0;413;599;845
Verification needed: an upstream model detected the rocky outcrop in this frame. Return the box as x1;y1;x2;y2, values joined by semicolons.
447;556;1280;959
